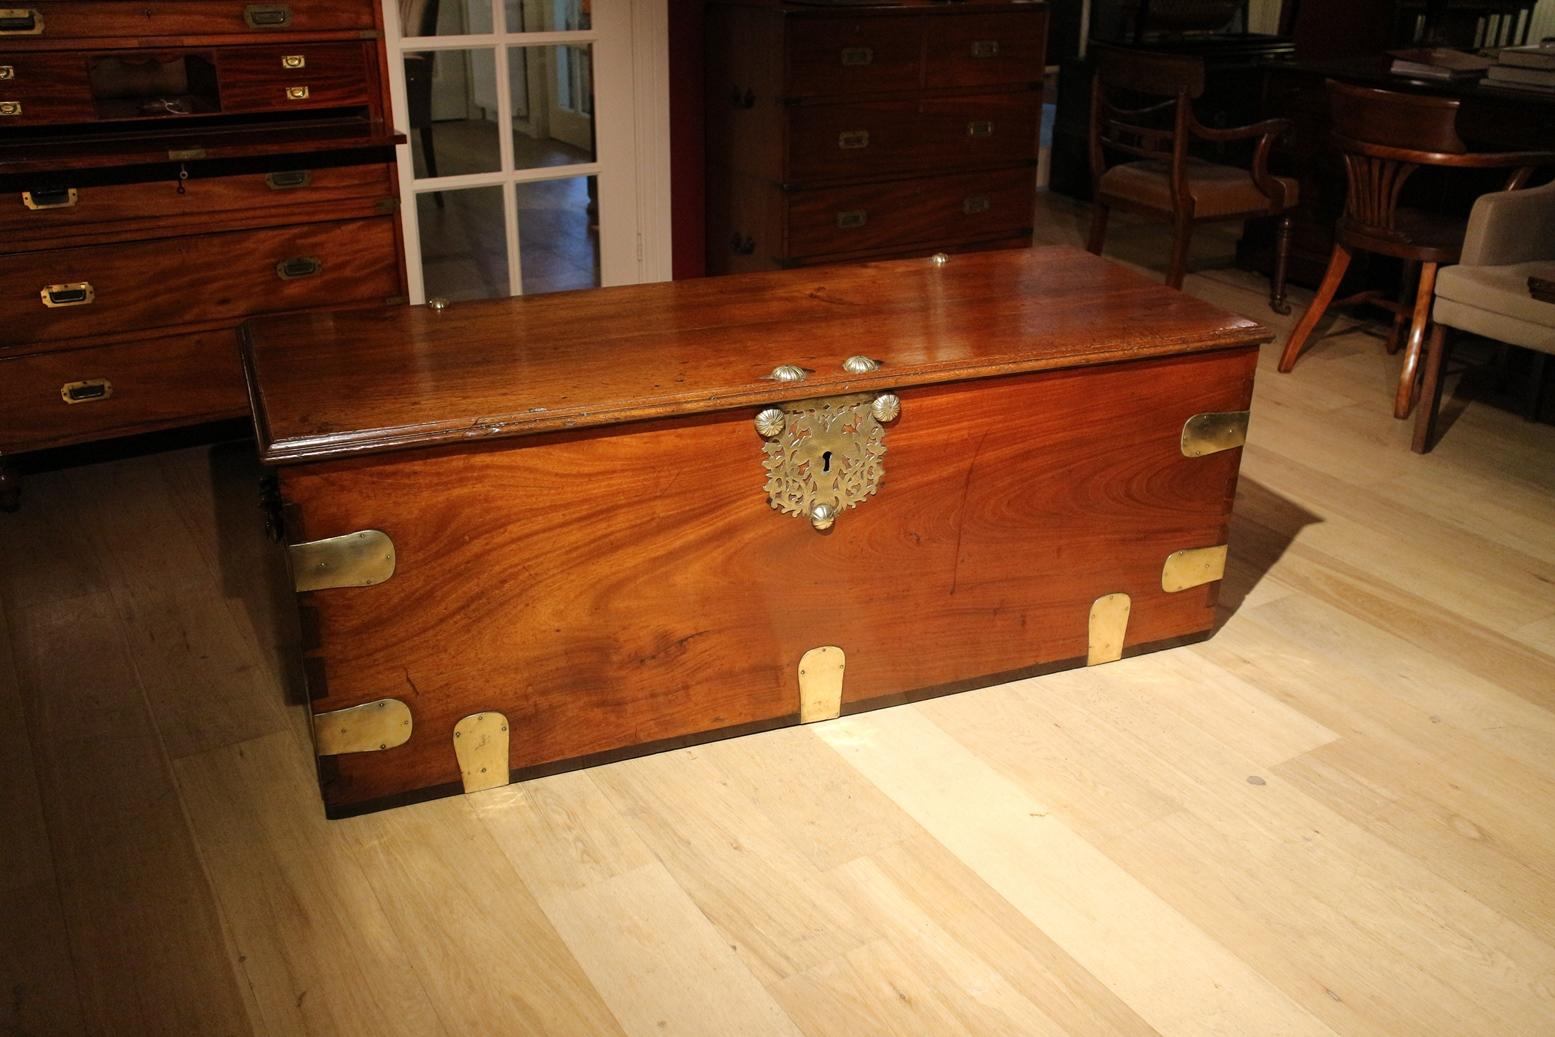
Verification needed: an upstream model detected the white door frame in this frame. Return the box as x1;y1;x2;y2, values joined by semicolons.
382;0;672;302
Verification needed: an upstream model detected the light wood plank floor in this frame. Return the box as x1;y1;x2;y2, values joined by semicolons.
4;196;1555;1036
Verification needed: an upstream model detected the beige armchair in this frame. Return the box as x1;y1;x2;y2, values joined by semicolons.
1415;180;1555;452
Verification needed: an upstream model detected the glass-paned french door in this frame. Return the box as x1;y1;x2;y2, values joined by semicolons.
385;0;667;303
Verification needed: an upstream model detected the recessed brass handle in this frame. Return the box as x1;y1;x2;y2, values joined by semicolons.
0;100;20;117
276;256;323;280
243;3;291;27
41;282;94;307
962;195;990;215
60;378;112;404
285;84;310;101
281;54;305;69
23;187;77;210
840;46;873;67
836;209;867;229
0;8;42;34
837;130;869;150
265;170;311;190
0;65;14;80
971;40;999;58
967;120;994;138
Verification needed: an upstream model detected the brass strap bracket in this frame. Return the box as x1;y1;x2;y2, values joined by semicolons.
1161;545;1228;592
313;697;412;755
798;646;845;723
1180;411;1250;457
1087;593;1131;666
454;712;511;794
289;529;396;592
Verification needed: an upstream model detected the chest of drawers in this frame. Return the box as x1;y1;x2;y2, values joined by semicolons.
0;0;404;509
705;0;1049;275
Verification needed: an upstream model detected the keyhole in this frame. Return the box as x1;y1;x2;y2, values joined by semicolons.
822;450;832;473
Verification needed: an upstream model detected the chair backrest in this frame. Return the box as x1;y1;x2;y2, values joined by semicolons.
1088;46;1205;196
1326;80;1467;237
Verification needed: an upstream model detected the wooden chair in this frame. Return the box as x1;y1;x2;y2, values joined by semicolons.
1414;179;1555;452
1087;45;1298;313
400;0;443;202
1277;81;1554;419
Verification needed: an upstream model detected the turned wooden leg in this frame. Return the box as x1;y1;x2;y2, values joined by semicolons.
1395;261;1438;419
1086;202;1110;255
0;458;20;513
1412;323;1451;453
1165;217;1194;290
1269;215;1292;315
1279;243;1352;373
1384;259;1418;355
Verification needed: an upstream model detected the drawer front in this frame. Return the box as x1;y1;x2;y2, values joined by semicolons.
8;1;375;40
0;216;399;348
0;331;248;453
217;42;371;112
0;50;93;125
786;167;1033;258
788;91;1041;181
923;11;1048;89
785;17;921;97
0;163;394;239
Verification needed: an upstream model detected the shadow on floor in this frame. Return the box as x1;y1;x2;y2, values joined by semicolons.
1217;476;1323;630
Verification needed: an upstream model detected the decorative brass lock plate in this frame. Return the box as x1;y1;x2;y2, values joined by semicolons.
757;391;900;531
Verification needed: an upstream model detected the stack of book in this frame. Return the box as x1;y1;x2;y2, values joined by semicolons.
1487;41;1555;93
1387;47;1493;80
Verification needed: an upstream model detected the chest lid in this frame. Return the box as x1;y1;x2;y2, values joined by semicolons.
241;246;1268;465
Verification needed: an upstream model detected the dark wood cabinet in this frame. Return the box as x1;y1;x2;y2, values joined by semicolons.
705;0;1048;275
0;0;405;507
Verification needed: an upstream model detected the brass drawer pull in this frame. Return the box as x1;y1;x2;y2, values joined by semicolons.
837;130;870;150
971;40;1000;58
840;46;874;67
276;256;323;280
0;8;42;34
281;54;306;69
265;170;311;190
0;100;20;117
836;209;867;229
23;187;77;210
244;4;291;27
41;282;94;307
286;85;310;101
0;65;14;80
967;120;994;138
963;195;990;215
60;378;112;405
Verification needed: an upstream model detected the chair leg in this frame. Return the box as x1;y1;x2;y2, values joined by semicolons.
1394;261;1438;419
1269;215;1292;315
1384;259;1418;355
1087;203;1110;256
1412;323;1451;453
1165;217;1194;290
1278;243;1352;373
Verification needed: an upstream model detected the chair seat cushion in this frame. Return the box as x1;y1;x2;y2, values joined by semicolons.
1097;158;1298;219
1434;260;1555;353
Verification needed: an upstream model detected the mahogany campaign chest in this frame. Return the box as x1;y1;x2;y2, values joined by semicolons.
241;247;1267;816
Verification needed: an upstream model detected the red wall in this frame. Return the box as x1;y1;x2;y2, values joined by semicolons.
669;0;707;279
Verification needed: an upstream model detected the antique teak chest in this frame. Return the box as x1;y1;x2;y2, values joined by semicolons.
242;247;1267;816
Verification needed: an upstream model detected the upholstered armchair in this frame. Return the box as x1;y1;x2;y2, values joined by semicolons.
1415;180;1555;452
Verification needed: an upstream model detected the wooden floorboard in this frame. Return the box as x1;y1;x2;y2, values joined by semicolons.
3;195;1555;1034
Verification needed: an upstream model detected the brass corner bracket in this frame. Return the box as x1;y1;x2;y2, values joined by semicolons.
798;645;845;723
1087;593;1131;666
1180;411;1250;457
1161;544;1228;592
289;529;396;592
454;712;511;794
313;697;412;755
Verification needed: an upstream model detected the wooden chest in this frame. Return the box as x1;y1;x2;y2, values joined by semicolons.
241;247;1267;816
705;0;1048;274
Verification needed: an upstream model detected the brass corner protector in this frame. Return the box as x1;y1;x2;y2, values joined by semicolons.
798;645;845;723
289;529;396;592
1180;411;1250;457
454;712;511;794
1161;544;1228;593
313;697;412;755
1087;593;1131;666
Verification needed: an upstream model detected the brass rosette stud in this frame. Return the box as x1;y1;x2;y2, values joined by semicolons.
871;393;901;423
754;407;786;438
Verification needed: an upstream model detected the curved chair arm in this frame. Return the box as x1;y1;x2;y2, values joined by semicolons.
1460;178;1555;267
1189;115;1296;209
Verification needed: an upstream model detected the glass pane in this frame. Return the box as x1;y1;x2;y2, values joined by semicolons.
418;187;510;302
405;49;501;178
503;0;591;33
516;175;599;295
398;0;494;38
508;45;595;170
